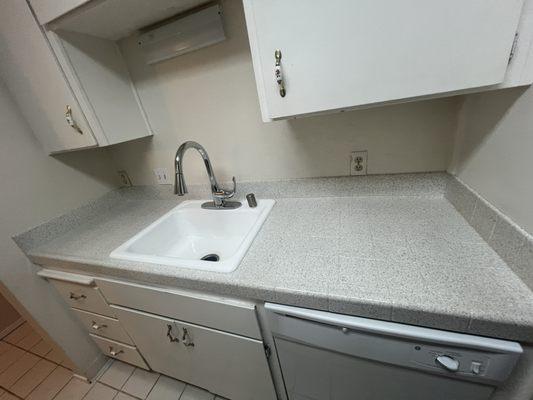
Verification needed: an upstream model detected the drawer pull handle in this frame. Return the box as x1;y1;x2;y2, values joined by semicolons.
69;292;87;300
182;328;194;347
274;49;286;98
167;325;179;343
91;321;107;331
109;347;124;357
65;105;83;134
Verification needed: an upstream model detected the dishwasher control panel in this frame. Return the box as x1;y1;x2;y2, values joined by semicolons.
411;345;491;379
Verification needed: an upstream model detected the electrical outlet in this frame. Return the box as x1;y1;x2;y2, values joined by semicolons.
117;170;132;187
153;168;172;184
350;151;368;176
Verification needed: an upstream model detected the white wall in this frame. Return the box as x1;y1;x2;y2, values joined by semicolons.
110;0;459;186
450;86;533;235
0;78;118;375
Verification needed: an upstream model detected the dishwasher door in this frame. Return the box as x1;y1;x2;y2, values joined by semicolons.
265;303;522;400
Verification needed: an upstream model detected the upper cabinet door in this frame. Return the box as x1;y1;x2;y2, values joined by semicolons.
29;0;91;25
0;0;97;153
244;0;525;121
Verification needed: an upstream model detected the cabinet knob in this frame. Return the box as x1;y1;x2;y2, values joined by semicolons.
166;324;180;343
182;327;195;347
109;347;124;357
91;321;107;331
65;105;83;134
274;49;286;97
69;292;86;300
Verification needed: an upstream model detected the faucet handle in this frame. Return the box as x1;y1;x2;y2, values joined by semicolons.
214;177;237;199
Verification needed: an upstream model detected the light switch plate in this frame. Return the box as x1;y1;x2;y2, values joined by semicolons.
153;168;172;184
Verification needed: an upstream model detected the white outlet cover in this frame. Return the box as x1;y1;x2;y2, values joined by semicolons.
153;168;172;184
350;151;368;176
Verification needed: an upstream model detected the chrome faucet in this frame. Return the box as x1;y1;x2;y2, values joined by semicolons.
174;141;241;209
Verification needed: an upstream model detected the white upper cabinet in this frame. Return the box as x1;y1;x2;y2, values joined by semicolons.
243;0;526;121
0;0;97;153
29;0;91;25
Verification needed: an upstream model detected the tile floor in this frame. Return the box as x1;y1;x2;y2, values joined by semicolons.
0;322;228;400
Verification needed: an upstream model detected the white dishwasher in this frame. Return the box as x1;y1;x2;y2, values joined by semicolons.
265;303;522;400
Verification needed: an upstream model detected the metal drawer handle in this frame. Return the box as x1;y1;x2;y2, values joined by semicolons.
182;327;194;347
69;292;87;300
109;347;124;357
167;325;179;343
274;49;286;97
91;321;107;331
65;105;83;134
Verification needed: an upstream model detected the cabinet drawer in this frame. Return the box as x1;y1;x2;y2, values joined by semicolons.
112;305;276;400
72;308;133;345
50;280;115;318
90;334;149;370
96;279;261;339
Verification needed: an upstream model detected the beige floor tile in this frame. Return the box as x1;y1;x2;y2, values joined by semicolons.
0;344;25;374
3;324;32;345
0;392;20;400
29;340;53;357
121;368;159;399
146;375;186;400
99;361;135;390
0;351;39;389
16;332;41;351
0;342;11;356
114;393;137;400
10;359;56;398
26;366;71;400
180;385;215;400
83;382;117;400
54;377;92;400
44;348;64;364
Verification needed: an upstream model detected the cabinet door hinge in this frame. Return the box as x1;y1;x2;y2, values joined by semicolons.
509;32;519;63
264;344;271;359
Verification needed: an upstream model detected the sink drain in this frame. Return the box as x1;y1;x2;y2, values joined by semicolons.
201;253;220;262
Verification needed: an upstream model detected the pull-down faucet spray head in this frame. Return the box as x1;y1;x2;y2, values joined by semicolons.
173;141;241;209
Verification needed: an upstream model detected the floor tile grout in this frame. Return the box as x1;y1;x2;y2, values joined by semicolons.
22;364;59;399
0;340;66;369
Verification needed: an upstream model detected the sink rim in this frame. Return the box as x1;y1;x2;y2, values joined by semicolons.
110;198;275;273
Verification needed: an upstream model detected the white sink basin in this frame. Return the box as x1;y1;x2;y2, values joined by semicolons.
110;199;275;273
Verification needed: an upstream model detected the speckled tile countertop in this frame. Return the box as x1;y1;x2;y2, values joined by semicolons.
14;173;533;342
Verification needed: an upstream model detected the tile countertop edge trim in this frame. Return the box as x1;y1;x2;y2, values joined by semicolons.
445;175;533;291
29;253;533;343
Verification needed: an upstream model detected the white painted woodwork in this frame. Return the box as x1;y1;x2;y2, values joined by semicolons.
96;278;262;339
112;305;277;400
72;308;134;345
90;334;149;369
49;280;116;318
46;0;211;40
47;30;152;146
0;0;97;153
37;269;95;286
495;0;533;89
243;0;524;121
29;0;91;25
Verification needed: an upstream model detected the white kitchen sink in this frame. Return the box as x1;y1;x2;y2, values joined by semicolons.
110;199;275;273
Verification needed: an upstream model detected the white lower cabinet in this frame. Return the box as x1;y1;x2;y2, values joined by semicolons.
112;305;277;400
90;334;149;370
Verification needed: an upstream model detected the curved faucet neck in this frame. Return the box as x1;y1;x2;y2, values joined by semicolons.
174;141;220;195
